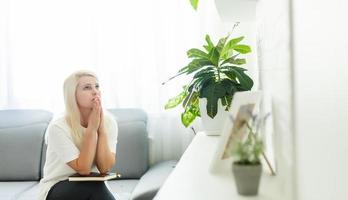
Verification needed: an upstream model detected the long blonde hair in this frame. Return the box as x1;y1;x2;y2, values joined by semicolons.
63;70;111;148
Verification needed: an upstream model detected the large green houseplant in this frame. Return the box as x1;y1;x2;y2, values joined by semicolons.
163;31;254;127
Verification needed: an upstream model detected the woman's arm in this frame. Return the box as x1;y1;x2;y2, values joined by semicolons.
96;129;115;174
95;114;116;174
67;127;98;175
67;101;101;175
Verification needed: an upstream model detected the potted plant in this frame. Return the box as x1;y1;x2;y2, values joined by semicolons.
163;25;254;133
231;113;274;196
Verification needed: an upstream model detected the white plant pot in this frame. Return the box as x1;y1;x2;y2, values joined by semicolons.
214;0;257;22
199;98;229;136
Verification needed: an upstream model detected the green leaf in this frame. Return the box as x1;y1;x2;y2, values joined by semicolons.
192;67;215;79
233;58;246;65
181;109;195;127
165;90;187;109
219;79;237;111
232;67;254;90
221;56;246;66
178;59;212;75
229;36;244;45
182;90;198;108
220;36;244;58
222;71;237;80
194;76;214;92
221;65;247;72
203;45;210;52
200;81;226;118
187;48;209;59
233;45;252;54
190;0;199;10
221;66;254;90
163;59;210;84
221;95;233;111
186;60;212;75
220;79;238;96
208;47;220;66
221;96;228;106
205;98;218;118
216;36;228;54
181;103;200;127
204;35;214;52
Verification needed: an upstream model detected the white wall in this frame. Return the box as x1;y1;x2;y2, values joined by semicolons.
217;1;295;199
215;0;348;199
256;0;295;200
0;0;10;106
213;0;259;89
292;0;348;199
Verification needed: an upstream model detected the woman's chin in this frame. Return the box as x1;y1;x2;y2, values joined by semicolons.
78;105;94;110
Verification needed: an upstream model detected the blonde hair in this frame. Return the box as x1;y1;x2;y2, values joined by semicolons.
63;70;111;148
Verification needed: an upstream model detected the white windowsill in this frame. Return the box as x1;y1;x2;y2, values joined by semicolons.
154;132;282;200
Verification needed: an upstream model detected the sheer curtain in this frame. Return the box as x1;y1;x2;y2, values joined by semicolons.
0;0;231;165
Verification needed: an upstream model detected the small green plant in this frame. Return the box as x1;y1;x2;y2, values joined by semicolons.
233;119;264;165
231;112;275;175
163;24;254;127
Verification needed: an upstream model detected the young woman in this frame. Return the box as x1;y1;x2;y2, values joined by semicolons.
39;70;118;200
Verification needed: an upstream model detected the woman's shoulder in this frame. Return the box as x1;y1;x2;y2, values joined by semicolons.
48;115;70;132
45;115;72;142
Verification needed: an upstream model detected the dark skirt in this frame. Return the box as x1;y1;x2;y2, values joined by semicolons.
46;180;116;200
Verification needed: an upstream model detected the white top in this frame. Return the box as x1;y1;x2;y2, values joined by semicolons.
154;132;282;200
38;115;118;200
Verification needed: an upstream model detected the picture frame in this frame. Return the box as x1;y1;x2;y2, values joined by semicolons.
209;91;262;173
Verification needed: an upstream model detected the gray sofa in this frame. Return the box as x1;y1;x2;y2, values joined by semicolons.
0;109;176;200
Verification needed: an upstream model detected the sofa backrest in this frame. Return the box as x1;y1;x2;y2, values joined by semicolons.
108;109;149;179
0;110;52;181
0;109;148;181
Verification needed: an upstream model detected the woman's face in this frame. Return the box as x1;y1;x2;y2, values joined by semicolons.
76;76;100;109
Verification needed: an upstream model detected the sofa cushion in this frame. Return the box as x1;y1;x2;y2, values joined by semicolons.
108;109;149;179
108;179;139;200
0;110;52;129
16;183;39;200
0;182;36;200
131;160;177;200
0;110;52;181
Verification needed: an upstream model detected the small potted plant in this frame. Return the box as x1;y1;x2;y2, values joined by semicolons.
163;24;254;133
231;113;274;196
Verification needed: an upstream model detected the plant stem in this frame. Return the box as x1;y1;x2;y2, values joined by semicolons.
216;66;221;82
231;22;240;34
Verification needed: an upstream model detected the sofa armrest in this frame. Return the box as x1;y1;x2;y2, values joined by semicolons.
130;160;177;200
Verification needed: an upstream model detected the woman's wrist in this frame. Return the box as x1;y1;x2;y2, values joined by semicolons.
98;125;106;135
87;126;98;134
